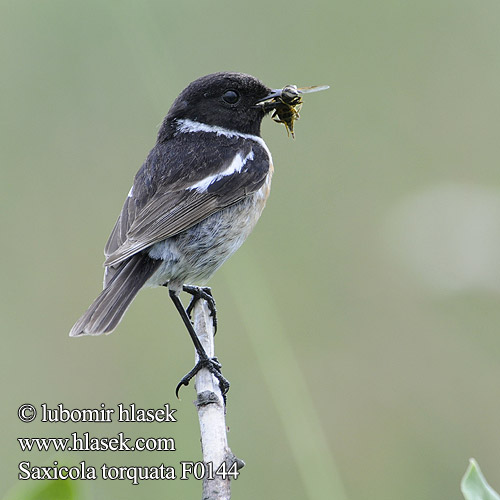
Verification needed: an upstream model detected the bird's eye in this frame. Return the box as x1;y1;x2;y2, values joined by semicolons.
222;90;240;104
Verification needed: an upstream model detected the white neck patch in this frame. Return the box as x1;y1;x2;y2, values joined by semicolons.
176;118;272;162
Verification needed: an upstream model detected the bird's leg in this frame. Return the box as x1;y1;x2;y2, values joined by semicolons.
168;289;230;401
183;285;217;334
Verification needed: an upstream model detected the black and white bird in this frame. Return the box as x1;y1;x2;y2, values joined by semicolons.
70;72;287;395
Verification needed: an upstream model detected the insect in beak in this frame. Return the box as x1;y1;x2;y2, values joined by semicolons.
256;84;329;138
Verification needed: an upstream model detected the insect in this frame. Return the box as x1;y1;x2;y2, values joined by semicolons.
259;85;329;137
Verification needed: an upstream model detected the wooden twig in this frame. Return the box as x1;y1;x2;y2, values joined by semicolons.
192;299;244;500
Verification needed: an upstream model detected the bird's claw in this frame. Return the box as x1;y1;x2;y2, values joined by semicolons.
183;285;218;333
175;356;230;403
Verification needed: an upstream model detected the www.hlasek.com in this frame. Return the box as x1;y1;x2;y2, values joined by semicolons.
17;403;239;484
18;432;175;452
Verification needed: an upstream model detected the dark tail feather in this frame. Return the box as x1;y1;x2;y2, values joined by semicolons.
69;254;161;337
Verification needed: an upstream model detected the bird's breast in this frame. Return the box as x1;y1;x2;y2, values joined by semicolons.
147;170;273;289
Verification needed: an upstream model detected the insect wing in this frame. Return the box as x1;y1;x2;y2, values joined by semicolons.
297;85;330;94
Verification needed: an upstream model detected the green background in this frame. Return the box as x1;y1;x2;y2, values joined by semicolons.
2;1;500;499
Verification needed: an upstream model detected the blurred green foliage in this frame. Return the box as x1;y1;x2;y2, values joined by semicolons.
3;477;82;500
462;459;500;500
2;1;500;499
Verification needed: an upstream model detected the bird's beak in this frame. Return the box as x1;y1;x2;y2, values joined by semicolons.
256;89;283;104
254;89;283;110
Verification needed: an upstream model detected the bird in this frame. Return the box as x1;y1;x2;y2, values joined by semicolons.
70;72;284;397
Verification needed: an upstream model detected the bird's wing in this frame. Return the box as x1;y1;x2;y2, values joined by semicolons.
104;138;270;268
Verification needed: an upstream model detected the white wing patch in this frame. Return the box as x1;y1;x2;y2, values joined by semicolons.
188;150;255;193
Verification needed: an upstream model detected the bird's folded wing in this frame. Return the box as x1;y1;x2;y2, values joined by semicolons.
104;150;270;268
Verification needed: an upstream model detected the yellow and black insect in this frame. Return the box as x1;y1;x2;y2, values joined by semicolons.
259;85;329;138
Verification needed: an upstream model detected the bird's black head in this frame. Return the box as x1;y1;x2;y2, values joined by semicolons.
160;72;274;140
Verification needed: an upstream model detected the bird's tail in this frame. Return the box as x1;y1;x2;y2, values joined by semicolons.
69;253;161;337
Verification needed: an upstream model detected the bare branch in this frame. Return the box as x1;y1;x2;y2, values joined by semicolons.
192;299;244;499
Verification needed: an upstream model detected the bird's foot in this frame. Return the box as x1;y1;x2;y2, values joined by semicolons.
175;355;230;403
183;285;217;333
